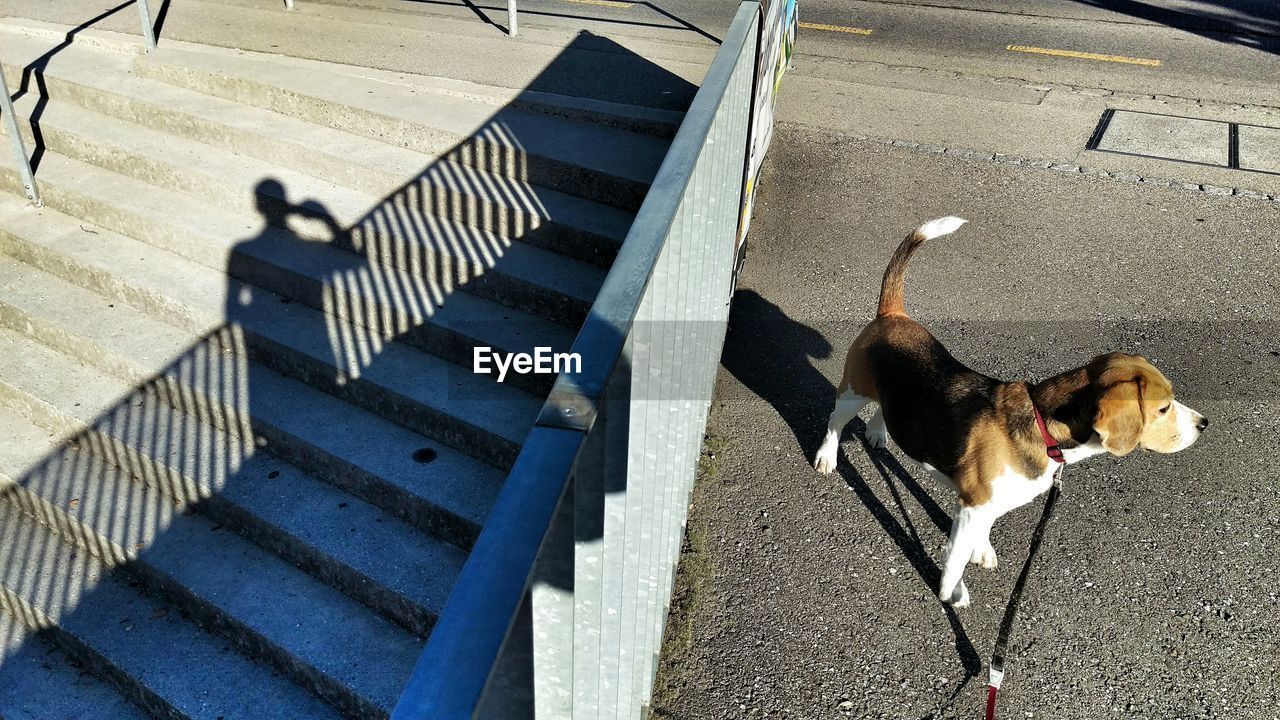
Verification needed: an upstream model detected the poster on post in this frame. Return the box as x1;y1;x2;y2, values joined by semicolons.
738;0;797;253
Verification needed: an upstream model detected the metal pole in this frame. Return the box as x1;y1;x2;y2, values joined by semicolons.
284;0;295;10
508;0;518;36
136;0;158;52
0;61;40;206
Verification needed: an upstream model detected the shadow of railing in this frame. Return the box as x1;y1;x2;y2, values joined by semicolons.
0;24;693;719
10;0;135;174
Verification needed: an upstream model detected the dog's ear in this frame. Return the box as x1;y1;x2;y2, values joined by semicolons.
1094;379;1143;455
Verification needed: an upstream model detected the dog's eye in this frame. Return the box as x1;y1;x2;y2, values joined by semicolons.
1159;404;1171;414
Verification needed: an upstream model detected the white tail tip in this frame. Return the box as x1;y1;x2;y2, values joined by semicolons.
917;216;967;240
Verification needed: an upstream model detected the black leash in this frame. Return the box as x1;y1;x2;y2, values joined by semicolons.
985;464;1063;720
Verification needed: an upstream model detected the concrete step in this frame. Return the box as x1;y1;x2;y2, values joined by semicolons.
0;29;633;267
133;43;666;210
0;2;713;108
0;149;577;396
0;501;349;720
0;14;694;131
0;612;150;720
323;61;685;140
0;305;503;547
0;400;423;720
0;265;468;636
0;22;665;212
4;91;611;325
0;109;600;331
0;204;539;469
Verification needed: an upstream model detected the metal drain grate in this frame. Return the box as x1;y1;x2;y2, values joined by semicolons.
1086;109;1280;176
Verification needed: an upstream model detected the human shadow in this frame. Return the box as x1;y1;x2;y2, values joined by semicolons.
0;182;475;716
720;287;980;683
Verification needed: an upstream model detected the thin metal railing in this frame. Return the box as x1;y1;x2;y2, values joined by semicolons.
136;0;157;51
0;60;40;206
390;2;761;717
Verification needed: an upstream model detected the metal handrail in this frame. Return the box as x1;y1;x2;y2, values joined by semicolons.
136;0;157;51
390;3;760;717
537;1;760;433
0;60;40;206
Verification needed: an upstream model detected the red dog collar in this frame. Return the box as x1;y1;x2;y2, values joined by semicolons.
1032;405;1066;464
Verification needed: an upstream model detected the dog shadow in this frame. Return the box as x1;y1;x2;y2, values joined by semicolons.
838;435;982;707
722;288;981;697
721;289;833;455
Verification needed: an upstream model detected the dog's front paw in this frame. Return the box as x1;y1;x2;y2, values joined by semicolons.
865;427;888;449
813;445;838;475
938;580;970;608
814;454;836;475
814;432;840;475
864;411;888;449
970;544;998;570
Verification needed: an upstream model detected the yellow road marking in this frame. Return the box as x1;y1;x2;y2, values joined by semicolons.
799;21;874;35
1006;45;1161;67
560;0;633;8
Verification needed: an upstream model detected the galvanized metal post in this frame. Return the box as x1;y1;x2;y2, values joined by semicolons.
136;0;158;52
508;0;518;36
0;61;40;206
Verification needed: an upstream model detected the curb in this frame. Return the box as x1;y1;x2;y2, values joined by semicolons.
843;132;1278;202
805;55;1280;116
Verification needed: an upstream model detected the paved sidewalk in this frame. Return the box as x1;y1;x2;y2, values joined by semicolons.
779;56;1280;197
652;122;1280;719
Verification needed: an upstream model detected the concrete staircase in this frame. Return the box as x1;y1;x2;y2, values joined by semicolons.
0;18;679;720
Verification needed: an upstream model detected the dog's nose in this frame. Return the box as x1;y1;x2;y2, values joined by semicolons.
1197;416;1209;431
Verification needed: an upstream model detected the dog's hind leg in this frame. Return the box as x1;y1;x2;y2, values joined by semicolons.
814;388;871;474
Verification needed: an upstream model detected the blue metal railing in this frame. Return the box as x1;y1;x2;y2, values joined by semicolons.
391;3;761;716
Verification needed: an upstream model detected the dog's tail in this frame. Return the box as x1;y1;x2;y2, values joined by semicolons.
877;216;967;317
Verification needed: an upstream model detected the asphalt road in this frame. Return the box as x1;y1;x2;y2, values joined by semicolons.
792;0;1280;102
650;125;1280;719
474;0;1280;104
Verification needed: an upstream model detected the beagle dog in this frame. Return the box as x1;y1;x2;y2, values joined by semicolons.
813;217;1208;607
